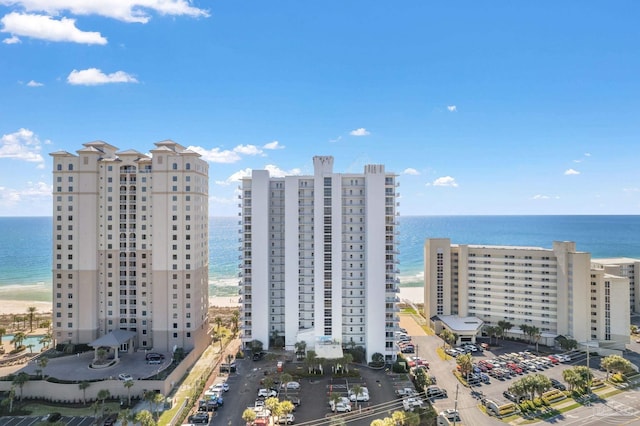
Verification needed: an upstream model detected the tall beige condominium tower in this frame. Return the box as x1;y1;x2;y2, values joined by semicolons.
50;140;209;353
239;156;400;362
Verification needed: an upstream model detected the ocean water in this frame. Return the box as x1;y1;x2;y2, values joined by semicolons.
1;216;640;301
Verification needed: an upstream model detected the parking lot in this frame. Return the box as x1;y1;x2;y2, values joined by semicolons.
0;415;95;426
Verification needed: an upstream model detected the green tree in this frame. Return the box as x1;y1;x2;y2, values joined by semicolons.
119;409;136;426
391;410;407;425
531;326;541;353
562;367;580;392
11;331;26;350
280;373;293;397
483;325;498;345
250;339;264;355
280;400;295;419
2;386;16;413
343;353;354;372
440;329;455;349
601;354;634;379
0;327;6;345
265;396;282;424
351;384;364;410
12;372;29;400
39;333;52;350
37;356;49;378
519;324;531;343
27;306;37;332
558;337;578;351
456;353;474;382
371;352;384;363
329;392;342;411
78;381;91;405
403;410;420;426
304;349;318;374
135;409;156;426
124;379;135;406
294;340;307;356
97;389;111;418
242;408;257;425
231;310;240;337
497;320;514;343
145;391;165;422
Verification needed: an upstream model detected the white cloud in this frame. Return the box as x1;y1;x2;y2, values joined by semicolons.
0;0;209;24
264;164;301;178
584;152;591;157
564;168;580;175
532;194;560;200
190;141;284;164
349;128;370;136
1;12;107;44
2;34;20;43
402;168;420;176
234;144;263;156
0;181;51;206
217;164;302;186
329;136;342;143
263;140;284;150
447;105;457;112
0;128;46;165
26;80;43;87
431;176;458;187
67;68;138;85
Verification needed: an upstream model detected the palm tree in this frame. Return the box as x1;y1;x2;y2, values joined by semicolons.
37;356;48;378
231;310;239;337
497;320;514;343
329;392;342;411
0;327;6;345
27;306;37;332
403;411;420;426
215;316;223;334
97;389;111;418
78;381;91;405
135;410;155;426
456;353;474;383
39;333;52;350
146;391;165;421
519;324;531;343
5;386;16;413
124;379;135;406
242;408;257;425
294;340;307;358
531;326;541;353
11;331;26;350
483;325;498;345
343;353;354;373
351;384;364;410
265;396;282;424
562;368;580;392
304;350;317;374
12;372;29;401
280;373;293;397
119;409;136;426
440;329;455;349
391;410;407;425
280;400;295;418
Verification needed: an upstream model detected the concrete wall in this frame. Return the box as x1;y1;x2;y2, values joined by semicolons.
0;345;202;402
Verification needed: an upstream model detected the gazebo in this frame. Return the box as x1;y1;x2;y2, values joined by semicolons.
89;329;136;362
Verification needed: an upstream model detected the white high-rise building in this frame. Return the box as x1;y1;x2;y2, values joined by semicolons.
50;140;209;353
424;239;630;350
239;156;400;362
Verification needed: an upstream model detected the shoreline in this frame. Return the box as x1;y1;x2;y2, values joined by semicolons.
0;287;425;316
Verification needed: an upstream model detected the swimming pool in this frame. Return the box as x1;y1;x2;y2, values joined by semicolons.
3;334;47;352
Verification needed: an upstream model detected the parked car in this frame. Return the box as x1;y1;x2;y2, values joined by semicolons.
188;412;210;424
439;409;460;422
426;386;448;399
258;388;278;398
210;382;230;392
503;390;525;403
333;402;352;412
278;414;295;424
550;378;566;391
402;397;424;411
282;381;301;390
145;352;165;361
118;373;133;382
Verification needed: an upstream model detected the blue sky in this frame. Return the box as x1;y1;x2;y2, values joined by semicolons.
1;1;639;217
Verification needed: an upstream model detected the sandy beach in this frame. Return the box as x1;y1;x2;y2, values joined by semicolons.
0;287;424;316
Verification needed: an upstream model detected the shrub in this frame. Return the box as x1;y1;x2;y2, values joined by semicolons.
236;350;245;359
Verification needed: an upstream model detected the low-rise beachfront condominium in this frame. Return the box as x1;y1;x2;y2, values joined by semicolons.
239;156;400;362
50;140;209;353
424;239;630;350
